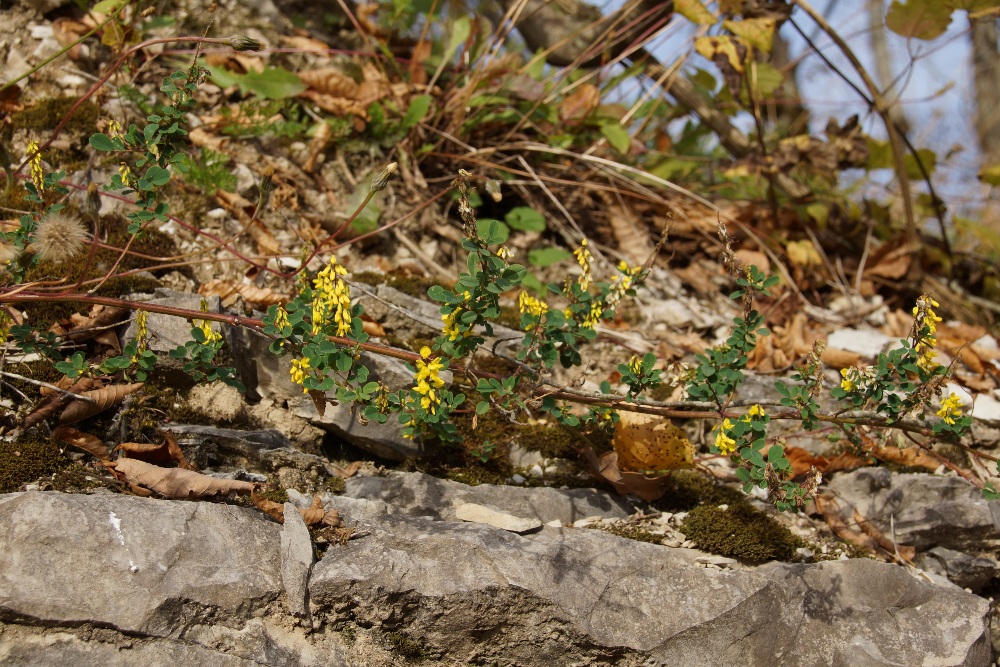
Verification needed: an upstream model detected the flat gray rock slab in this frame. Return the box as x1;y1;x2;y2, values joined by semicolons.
343;471;638;524
311;513;991;667
0;492;283;636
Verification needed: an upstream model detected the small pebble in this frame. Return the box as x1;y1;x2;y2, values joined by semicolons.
511;474;527;484
528;464;543;478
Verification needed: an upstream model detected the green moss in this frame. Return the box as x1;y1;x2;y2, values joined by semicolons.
351;270;451;298
383;631;430;662
255;484;289;505
50;463;109;492
681;503;802;563
0;436;67;493
649;470;744;512
324;475;346;495
593;522;662;545
10;98;99;136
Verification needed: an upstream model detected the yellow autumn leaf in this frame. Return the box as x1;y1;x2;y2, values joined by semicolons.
695;36;745;73
675;0;715;25
786;239;823;267
723;18;776;53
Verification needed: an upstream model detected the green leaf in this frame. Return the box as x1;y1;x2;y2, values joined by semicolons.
476;400;490;415
442;15;472;65
885;0;954;40
865;138;937;179
93;0;128;12
600;121;631;154
476;219;509;243
214;66;306;99
505;206;546;232
144;165;171;186
89;133;117;151
402;94;431;129
527;247;571;268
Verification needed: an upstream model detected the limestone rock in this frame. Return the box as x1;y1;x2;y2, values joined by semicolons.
343;471;638;523
453;502;543;533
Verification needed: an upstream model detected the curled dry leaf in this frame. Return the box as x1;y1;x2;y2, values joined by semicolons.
360;315;386;338
853;508;916;563
332;461;362;478
298;90;369;117
612;412;694;473
303;120;332;173
813;494;886;560
215;190;280;255
558;83;600;121
52;425;110;461
582;447;673;501
112;458;255;499
117;431;196;470
66;304;129;347
198;278;288;309
250;491;341;526
59;382;144;424
23;376;99;429
297;67;360;98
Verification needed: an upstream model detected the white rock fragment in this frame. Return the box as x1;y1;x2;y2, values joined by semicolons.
827;328;895;358
454;503;542;534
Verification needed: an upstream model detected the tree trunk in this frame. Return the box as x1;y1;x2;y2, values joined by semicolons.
972;17;1000;168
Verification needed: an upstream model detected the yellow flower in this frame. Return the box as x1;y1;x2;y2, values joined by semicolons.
518;291;548;328
26;140;44;193
912;294;943;373
496;246;513;260
131;310;148;364
628;355;643;376
573;239;593;291
936;392;963;425
747;404;766;418
840;367;855;393
193;299;222;345
412;346;445;414
311;256;352;336
714;418;737;456
290;356;311;391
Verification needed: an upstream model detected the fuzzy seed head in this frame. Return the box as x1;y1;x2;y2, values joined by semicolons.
30;210;88;263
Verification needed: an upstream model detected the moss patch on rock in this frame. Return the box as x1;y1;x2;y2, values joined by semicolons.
0;436;67;493
681;503;802;563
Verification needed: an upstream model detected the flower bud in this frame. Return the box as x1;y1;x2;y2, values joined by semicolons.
228;35;263;52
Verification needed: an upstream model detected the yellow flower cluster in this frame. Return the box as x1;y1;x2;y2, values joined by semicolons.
628;355;643;376
441;292;472;341
605;261;643;311
26;140;44;193
745;404;766;419
413;346;445;414
936;392;963;425
714;418;737;456
131;310;149;364
573;239;593;290
194;299;222;345
312;256;352;337
912;295;942;373
518;291;548;328
290;356;311;391
118;162;136;190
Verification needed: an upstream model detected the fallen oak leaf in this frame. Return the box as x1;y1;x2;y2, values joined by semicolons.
112;459;256;499
52;425;110;461
59;382;144;424
250;490;341;526
582;447;673;501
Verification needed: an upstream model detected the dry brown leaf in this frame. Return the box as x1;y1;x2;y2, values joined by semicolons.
59;382;144;424
297;67;360;98
360;315;386;338
250;491;341;526
113;459;255;499
583;447;673;501
215;190;280;255
52;18;89;59
783;446;828;479
24;377;100;429
786;239;822;268
115;431;196;469
52;425;110;461
66;305;129;345
332;461;362;478
606;203;652;266
408;40;432;85
198;279;288;309
821;347;861;369
188;126;227;151
734;249;770;274
863;237;917;280
303;120;332;173
298;90;369;117
307;389;327;418
559;83;600;121
204;52;264;74
813;494;885;559
853;508;916;563
279;34;332;54
612;412;694;472
867;444;945;473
